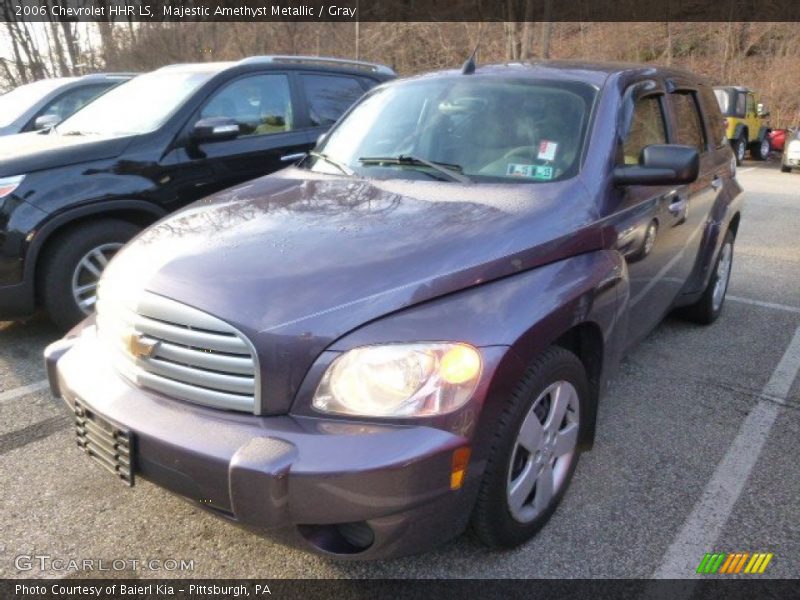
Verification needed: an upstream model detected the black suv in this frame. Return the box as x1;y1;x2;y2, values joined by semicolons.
0;56;395;328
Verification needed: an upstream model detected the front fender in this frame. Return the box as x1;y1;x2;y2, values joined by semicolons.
305;249;627;455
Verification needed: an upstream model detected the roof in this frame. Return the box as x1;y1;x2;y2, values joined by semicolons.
399;59;704;87
154;56;396;78
714;85;753;93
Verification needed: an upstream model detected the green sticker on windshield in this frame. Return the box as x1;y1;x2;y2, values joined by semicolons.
506;163;554;180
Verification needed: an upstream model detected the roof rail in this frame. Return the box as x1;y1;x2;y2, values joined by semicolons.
237;55;396;76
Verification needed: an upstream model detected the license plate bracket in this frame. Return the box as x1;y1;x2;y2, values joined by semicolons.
74;400;134;486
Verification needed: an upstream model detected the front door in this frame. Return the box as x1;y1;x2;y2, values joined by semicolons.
611;88;694;346
169;72;312;206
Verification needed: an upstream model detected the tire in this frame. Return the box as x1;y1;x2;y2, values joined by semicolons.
679;229;735;325
750;137;770;161
40;219;140;330
733;136;747;165
782;165;792;173
471;346;588;549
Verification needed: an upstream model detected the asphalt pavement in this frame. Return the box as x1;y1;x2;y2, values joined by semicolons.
0;160;797;579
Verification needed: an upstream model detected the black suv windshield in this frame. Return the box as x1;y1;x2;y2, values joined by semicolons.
309;76;596;183
56;69;215;136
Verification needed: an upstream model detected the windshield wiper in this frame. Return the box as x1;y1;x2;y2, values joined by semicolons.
308;151;354;176
358;155;471;183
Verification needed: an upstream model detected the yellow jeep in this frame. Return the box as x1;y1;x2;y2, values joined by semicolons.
713;86;772;164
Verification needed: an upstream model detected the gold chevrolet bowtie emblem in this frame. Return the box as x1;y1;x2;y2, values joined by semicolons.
124;331;159;359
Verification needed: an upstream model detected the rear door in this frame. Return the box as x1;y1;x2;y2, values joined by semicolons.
295;72;375;144
664;85;722;293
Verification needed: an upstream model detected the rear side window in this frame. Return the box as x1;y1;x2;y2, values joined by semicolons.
671;93;706;152
622;96;667;165
300;74;366;127
699;88;727;148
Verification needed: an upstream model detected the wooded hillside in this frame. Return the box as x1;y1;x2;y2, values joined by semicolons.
2;21;799;127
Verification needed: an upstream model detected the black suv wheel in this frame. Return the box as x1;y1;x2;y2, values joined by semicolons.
40;220;140;330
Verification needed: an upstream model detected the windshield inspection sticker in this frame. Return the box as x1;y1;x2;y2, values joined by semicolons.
506;164;554;180
537;140;558;161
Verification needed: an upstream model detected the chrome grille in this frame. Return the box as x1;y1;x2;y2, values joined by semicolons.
97;289;259;413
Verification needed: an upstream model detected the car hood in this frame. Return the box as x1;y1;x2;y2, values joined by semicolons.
101;168;603;412
0;131;133;176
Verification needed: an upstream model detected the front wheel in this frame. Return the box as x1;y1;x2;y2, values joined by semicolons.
471;347;587;549
679;229;735;325
782;165;792;173
40;220;141;330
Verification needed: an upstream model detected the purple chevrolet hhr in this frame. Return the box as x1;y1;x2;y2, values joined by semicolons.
46;60;743;559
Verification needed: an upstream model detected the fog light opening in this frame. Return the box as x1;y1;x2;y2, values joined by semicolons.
297;521;375;555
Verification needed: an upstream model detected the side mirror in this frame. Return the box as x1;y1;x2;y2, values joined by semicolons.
191;117;239;143
757;103;770;118
33;114;60;131
614;144;699;186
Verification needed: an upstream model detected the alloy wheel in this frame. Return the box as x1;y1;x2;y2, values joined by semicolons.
712;241;733;312
71;243;123;314
507;380;580;523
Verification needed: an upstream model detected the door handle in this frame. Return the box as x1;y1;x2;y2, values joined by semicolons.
711;176;723;190
281;152;307;163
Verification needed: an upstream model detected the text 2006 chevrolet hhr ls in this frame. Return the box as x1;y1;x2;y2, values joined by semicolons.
46;61;742;559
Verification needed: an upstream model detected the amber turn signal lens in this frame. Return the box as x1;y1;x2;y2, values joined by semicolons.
450;446;471;490
439;344;481;385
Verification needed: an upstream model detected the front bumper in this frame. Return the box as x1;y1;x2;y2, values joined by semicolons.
45;327;478;559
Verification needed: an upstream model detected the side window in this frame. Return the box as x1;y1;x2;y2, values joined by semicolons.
735;92;746;116
300;74;366;127
201;74;293;137
622;95;667;165
39;84;111;121
746;93;756;116
671;92;706;152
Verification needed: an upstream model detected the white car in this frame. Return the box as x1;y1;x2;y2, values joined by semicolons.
782;129;800;173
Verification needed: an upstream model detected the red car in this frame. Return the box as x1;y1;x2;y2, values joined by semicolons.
768;128;787;153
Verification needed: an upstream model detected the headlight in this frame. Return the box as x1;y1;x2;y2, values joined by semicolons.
312;343;482;417
0;175;24;199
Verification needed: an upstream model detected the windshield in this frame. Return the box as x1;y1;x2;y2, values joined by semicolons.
0;78;73;127
56;70;215;136
308;77;596;183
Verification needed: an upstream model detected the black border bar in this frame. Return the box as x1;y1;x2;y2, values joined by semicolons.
3;579;800;600
7;0;800;22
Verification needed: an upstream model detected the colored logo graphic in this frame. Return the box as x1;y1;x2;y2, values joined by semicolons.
696;552;774;574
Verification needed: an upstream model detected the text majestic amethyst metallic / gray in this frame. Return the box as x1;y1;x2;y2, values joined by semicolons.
46;61;743;559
